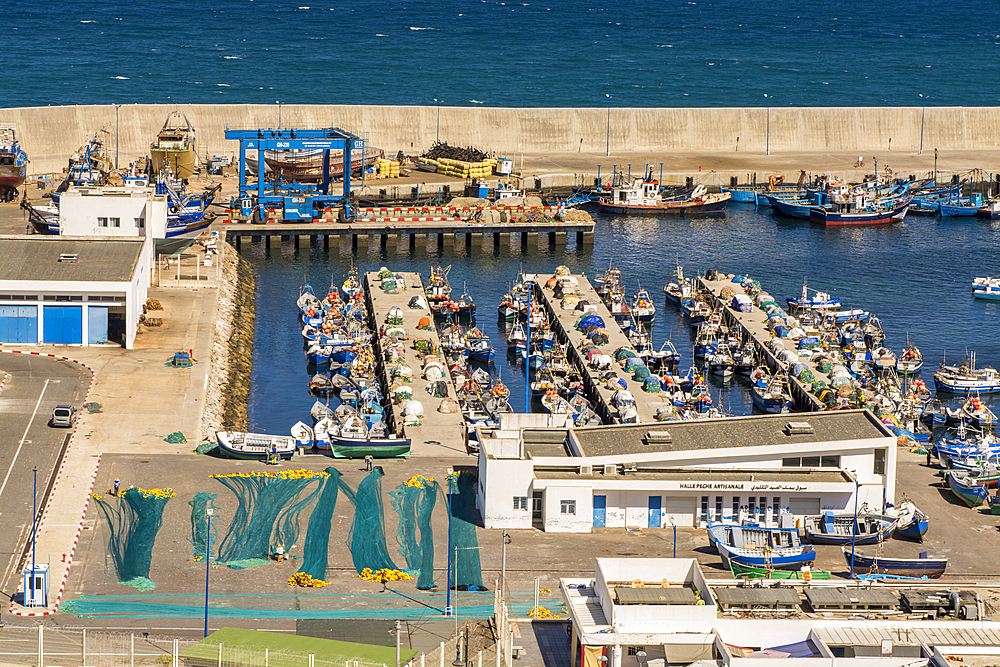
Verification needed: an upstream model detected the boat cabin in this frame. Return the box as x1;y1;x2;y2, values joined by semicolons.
607;178;661;207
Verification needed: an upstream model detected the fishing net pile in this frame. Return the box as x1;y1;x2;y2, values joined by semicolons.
188;491;218;560
390;475;439;590
213;469;326;568
420;142;489;163
448;471;484;590
347;468;398;574
93;487;175;591
297;467;342;582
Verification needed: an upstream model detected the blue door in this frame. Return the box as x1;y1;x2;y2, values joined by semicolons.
648;496;662;528
87;306;108;345
592;495;606;527
0;306;38;343
43;306;82;344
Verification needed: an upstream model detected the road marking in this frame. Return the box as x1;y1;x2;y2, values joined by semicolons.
0;379;49;590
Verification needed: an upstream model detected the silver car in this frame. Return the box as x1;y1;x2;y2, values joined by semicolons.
50;405;77;428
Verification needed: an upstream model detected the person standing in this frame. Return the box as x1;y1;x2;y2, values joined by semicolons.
113;478;121;496
365;455;373;472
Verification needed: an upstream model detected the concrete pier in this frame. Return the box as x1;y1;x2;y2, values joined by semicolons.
697;275;826;411
363;271;467;456
530;273;674;424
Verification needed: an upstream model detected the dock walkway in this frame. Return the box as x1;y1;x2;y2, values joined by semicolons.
697;275;826;411
531;273;674;424
363;271;467;457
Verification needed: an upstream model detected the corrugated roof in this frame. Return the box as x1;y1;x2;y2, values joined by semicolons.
614;586;697;605
0;236;145;283
814;626;1000;647
565;585;610;629
572;409;890;458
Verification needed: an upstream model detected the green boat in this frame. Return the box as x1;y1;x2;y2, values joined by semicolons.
730;562;832;580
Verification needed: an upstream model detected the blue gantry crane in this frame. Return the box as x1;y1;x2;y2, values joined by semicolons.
224;126;364;222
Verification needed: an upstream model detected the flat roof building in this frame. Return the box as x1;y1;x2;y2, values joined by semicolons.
0;236;152;348
477;410;896;533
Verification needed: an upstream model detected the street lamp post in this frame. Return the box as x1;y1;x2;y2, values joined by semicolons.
605;94;612;158
500;530;511;601
849;475;859;581
763;94;771;156
919;94;927;155
204;508;216;637
276;101;282;129
31;466;37;595
113;104;121;170
445;470;454;616
434;99;442;144
395;620;402;667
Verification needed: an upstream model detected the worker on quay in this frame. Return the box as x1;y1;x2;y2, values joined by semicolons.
113;478;121;496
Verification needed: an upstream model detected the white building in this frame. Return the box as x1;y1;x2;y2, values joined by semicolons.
59;186;168;238
0;236;153;348
561;558;999;667
477;410;896;533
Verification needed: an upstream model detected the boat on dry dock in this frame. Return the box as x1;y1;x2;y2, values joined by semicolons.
0;125;28;202
150;111;198;179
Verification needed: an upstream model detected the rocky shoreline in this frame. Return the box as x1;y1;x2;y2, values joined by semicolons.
202;237;256;442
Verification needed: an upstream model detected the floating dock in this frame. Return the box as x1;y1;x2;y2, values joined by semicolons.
530;272;674;424
697;274;827;411
363;271;466;454
223;217;595;252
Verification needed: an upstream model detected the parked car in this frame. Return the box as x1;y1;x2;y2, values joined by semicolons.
50;405;77;428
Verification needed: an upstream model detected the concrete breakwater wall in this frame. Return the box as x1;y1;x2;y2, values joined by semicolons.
2;104;998;175
202;241;256;443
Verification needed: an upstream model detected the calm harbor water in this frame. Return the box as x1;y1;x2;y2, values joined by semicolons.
245;205;1000;435
6;0;1000;108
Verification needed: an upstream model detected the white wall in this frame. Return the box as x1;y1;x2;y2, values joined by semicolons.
477;449;534;529
542;484;593;533
59;188;167;238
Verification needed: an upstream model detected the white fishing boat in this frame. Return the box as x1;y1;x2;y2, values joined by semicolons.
216;431;296;460
933;353;1000;394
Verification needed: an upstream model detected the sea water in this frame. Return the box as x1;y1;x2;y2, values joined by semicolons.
5;0;1000;108
245;206;1000;435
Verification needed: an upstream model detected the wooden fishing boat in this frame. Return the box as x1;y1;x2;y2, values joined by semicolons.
706;523;816;570
596;176;730;216
809;201;908;227
842;546;947;579
329;414;410;458
245;144;385;181
888;500;929;542
946;470;989;507
662;263;693;307
0;125;28;201
729;562;831;580
896;341;924;375
802;511;897;545
150;111;198;179
216;431;296;460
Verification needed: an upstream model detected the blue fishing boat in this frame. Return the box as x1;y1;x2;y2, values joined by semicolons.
772;197;820;220
802;511;896;545
933;353;1000;393
786;281;842;312
946;470;989;507
842;547;947;579
706;523;816;570
0;125;29;201
888;500;929;542
972;277;1000;300
810;201;909;227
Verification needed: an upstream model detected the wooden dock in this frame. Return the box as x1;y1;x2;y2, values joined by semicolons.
697;275;826;411
363;271;467;457
223;217;595;252
530;272;675;424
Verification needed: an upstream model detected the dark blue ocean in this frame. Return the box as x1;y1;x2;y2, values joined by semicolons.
5;0;1000;108
245;206;1000;435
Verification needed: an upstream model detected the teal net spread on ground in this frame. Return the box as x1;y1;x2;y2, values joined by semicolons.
389;476;438;589
213;470;327;566
92;487;174;591
448;472;484;590
298;467;342;582
188;491;218;560
347;468;397;574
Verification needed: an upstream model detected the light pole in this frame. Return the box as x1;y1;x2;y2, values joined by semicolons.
204;508;215;637
276;100;282;129
500;530;511;601
395;620;402;667
434;99;442;144
763;94;771;156
445;469;454;616
113;104;121;170
919;94;927;155
31;466;37;599
605;94;612;157
849;475;859;581
452;545;481;666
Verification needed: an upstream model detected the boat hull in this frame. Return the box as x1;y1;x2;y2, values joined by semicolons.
150;146;197;180
730;562;831;580
810;204;908;227
597;198;728;216
842;547;947;579
0;164;27;191
329;436;410;458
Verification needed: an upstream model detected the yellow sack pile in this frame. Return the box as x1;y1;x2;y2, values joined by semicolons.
376;158;401;178
421;157;498;179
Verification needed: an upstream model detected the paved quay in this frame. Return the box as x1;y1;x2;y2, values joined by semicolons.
698;273;828;410
530;272;673;424
363;270;467;458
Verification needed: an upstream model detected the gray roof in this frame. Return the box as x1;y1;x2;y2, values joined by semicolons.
0;236;145;283
533;468;850;483
571;409;891;458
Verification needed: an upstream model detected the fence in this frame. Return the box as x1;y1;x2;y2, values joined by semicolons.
154;236;223;288
0;625;199;667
